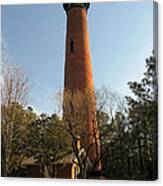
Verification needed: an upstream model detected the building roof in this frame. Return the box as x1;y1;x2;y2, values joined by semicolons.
21;151;75;166
54;152;76;164
21;157;36;165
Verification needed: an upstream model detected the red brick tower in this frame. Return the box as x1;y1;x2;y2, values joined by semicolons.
63;3;101;169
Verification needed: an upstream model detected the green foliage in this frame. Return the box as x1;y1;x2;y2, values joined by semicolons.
1;103;37;176
125;52;158;180
102;52;158;180
1;101;71;177
26;113;71;176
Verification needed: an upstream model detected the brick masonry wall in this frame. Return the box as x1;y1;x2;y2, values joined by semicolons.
64;6;101;169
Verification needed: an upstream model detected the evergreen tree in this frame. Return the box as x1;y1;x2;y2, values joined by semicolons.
126;52;158;180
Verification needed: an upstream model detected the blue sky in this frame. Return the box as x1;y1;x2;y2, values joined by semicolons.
1;1;153;114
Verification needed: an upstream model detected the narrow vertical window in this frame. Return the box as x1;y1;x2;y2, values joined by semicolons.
70;39;74;53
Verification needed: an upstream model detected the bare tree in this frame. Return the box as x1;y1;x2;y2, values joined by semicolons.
96;86;126;120
1;63;29;106
55;90;98;178
55;86;127;178
1;63;29;176
56;88;113;178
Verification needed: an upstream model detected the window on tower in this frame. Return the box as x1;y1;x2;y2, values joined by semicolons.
70;39;74;53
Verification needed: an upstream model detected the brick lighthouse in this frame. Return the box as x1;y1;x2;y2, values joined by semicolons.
63;3;101;170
